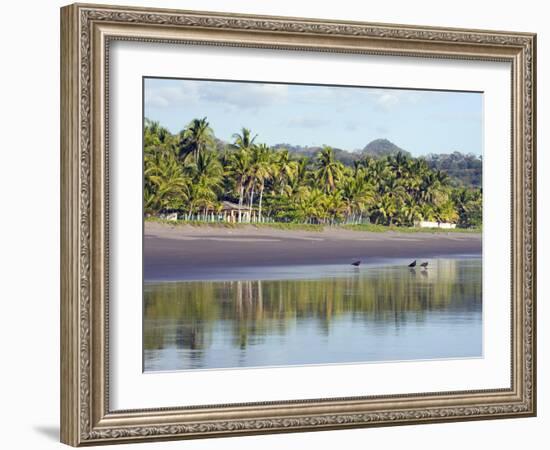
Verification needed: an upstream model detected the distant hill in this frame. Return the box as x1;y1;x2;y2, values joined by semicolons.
274;139;410;158
273;139;412;165
360;139;411;158
221;136;481;188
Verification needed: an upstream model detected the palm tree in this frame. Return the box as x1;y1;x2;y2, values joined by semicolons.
272;149;297;196
419;203;436;222
287;157;310;193
226;149;251;222
365;158;391;194
143;117;482;228
325;191;346;225
186;150;223;217
435;198;459;224
144;149;189;214
376;193;398;226
231;128;258;222
399;201;423;226
247;144;271;221
389;151;410;179
251;144;274;222
316;146;344;193
178;117;215;161
295;188;327;224
452;187;482;227
232;127;257;153
339;172;375;223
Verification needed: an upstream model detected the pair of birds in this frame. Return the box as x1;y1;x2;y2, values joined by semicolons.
408;259;428;269
350;259;428;268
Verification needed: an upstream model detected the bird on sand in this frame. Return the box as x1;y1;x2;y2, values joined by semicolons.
351;260;361;267
408;260;417;268
420;261;429;269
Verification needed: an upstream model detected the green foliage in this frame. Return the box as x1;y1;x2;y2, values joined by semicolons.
145;216;325;232
144;117;483;228
452;187;483;228
178;117;215;162
423;151;482;187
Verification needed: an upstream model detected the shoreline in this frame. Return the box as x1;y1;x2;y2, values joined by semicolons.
145;218;481;234
144;222;482;281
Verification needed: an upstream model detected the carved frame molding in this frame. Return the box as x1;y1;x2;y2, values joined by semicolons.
60;3;536;446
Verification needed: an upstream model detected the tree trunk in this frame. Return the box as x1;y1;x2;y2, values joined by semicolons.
258;182;264;222
248;184;255;223
238;183;244;223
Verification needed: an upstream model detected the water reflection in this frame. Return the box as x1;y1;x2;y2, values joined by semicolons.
144;258;482;371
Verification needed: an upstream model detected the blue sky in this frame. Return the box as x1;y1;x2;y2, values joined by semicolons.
144;77;483;157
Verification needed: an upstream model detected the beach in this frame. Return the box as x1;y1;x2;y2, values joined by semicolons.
144;222;482;281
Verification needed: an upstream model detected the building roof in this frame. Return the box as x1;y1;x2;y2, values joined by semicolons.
220;201;254;211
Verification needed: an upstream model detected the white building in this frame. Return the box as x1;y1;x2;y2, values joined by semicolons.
414;220;457;229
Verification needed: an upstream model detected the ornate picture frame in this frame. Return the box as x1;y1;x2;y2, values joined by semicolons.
60;3;536;446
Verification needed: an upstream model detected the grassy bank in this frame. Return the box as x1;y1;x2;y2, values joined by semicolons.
342;223;482;234
145;217;481;234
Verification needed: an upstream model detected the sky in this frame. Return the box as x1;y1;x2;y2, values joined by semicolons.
144;77;483;157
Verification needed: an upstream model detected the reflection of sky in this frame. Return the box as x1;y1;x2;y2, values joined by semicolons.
144;77;483;157
143;257;482;372
144;313;483;373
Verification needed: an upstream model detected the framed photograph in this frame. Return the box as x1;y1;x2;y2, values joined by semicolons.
60;3;537;446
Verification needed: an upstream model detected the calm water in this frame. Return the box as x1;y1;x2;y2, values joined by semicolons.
144;257;482;371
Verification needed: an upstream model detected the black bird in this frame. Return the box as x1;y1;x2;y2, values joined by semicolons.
420;261;429;269
408;260;417;268
351;260;361;267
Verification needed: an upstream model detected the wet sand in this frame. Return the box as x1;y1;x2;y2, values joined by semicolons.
144;222;482;281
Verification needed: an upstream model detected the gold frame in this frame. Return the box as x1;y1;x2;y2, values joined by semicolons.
60;3;537;446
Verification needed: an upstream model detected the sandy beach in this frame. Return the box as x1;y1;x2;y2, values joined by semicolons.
144;222;482;281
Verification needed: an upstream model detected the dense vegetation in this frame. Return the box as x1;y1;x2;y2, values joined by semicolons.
423;152;482;187
273;139;482;187
144;117;482;228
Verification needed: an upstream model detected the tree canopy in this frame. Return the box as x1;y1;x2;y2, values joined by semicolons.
144;117;482;228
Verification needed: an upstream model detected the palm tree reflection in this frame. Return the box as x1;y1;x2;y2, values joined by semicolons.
144;259;481;359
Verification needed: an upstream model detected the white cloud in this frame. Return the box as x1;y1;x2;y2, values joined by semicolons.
198;82;288;110
376;93;399;111
287;117;330;129
144;83;199;109
291;85;421;112
144;79;428;116
368;89;426;112
145;80;289;111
